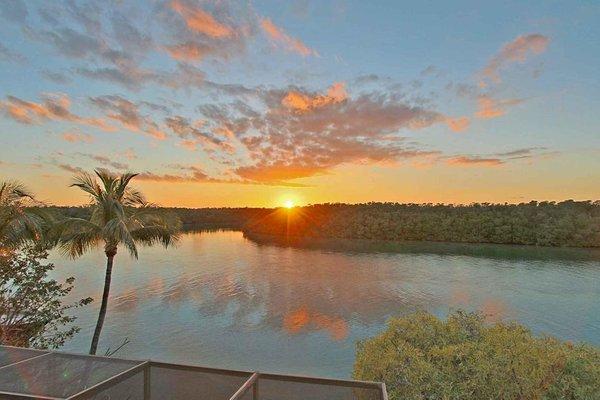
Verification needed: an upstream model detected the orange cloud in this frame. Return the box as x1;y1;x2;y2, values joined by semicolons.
89;95;167;140
62;131;94;143
179;139;198;151
0;94;114;131
475;95;523;119
170;0;233;38
236;163;326;182
195;84;444;183
446;156;504;167
445;116;470;132
282;82;347;112
166;115;234;153
260;17;317;56
164;41;212;61
481;34;549;85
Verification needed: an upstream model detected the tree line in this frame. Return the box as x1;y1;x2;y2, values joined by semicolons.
243;201;600;247
41;206;271;230
38;201;600;247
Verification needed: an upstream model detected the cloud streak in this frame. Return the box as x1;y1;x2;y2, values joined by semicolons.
481;34;549;86
89;95;166;139
62;131;94;143
260;17;317;56
170;0;234;38
0;93;114;131
446;156;504;167
475;95;523;119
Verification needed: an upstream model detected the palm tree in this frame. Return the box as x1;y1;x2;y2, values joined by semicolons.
0;181;48;250
56;169;181;354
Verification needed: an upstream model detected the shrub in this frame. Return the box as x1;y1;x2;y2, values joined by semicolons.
354;311;600;400
0;246;92;348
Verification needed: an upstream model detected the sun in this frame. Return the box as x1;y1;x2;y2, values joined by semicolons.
284;199;295;209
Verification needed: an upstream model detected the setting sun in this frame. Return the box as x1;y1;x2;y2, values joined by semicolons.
284;199;295;209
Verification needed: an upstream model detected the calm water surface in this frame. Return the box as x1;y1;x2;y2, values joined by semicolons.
49;230;600;378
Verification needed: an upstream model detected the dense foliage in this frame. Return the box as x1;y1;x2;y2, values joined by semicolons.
244;201;600;247
42;206;270;230
0;181;50;249
0;246;92;348
354;311;600;400
166;207;271;229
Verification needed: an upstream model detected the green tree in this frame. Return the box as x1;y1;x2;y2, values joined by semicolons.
0;181;49;249
354;311;600;400
56;170;181;355
0;245;92;348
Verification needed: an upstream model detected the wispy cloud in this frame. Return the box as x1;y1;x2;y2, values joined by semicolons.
475;95;524;119
445;116;470;132
170;0;234;38
164;41;213;61
89;95;166;139
62;131;94;143
446;156;504;167
165;115;235;153
282;82;347;112
480;34;549;86
444;147;555;168
0;93;114;131
0;42;26;63
260;17;317;57
76;152;129;170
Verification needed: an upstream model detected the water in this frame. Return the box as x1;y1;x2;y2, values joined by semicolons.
48;230;600;378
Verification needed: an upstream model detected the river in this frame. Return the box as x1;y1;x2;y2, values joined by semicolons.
49;230;600;378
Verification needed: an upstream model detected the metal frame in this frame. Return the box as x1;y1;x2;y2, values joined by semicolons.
0;345;388;400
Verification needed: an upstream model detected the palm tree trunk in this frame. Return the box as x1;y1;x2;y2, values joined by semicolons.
89;253;115;355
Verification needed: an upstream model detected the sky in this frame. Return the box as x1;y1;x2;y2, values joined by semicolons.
0;0;599;207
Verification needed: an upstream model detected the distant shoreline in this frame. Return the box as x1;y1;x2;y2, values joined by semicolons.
241;230;600;261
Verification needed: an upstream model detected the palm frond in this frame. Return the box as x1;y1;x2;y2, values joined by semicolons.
95;169;120;196
59;230;103;259
115;173;138;199
0;180;49;248
123;187;146;207
103;217;138;258
71;173;103;201
130;225;180;248
63;170;181;259
0;181;34;205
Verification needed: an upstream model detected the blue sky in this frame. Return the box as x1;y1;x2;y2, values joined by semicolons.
0;0;599;206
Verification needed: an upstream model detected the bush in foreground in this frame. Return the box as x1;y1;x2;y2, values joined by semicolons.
0;246;92;348
354;311;600;400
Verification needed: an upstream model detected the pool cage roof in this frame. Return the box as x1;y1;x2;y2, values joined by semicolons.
0;345;387;400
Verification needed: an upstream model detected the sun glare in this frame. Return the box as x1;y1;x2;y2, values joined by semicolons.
284;200;295;209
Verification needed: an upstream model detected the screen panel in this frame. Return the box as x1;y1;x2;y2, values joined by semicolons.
0;352;141;399
82;370;145;400
0;346;48;368
256;377;381;400
150;365;251;400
